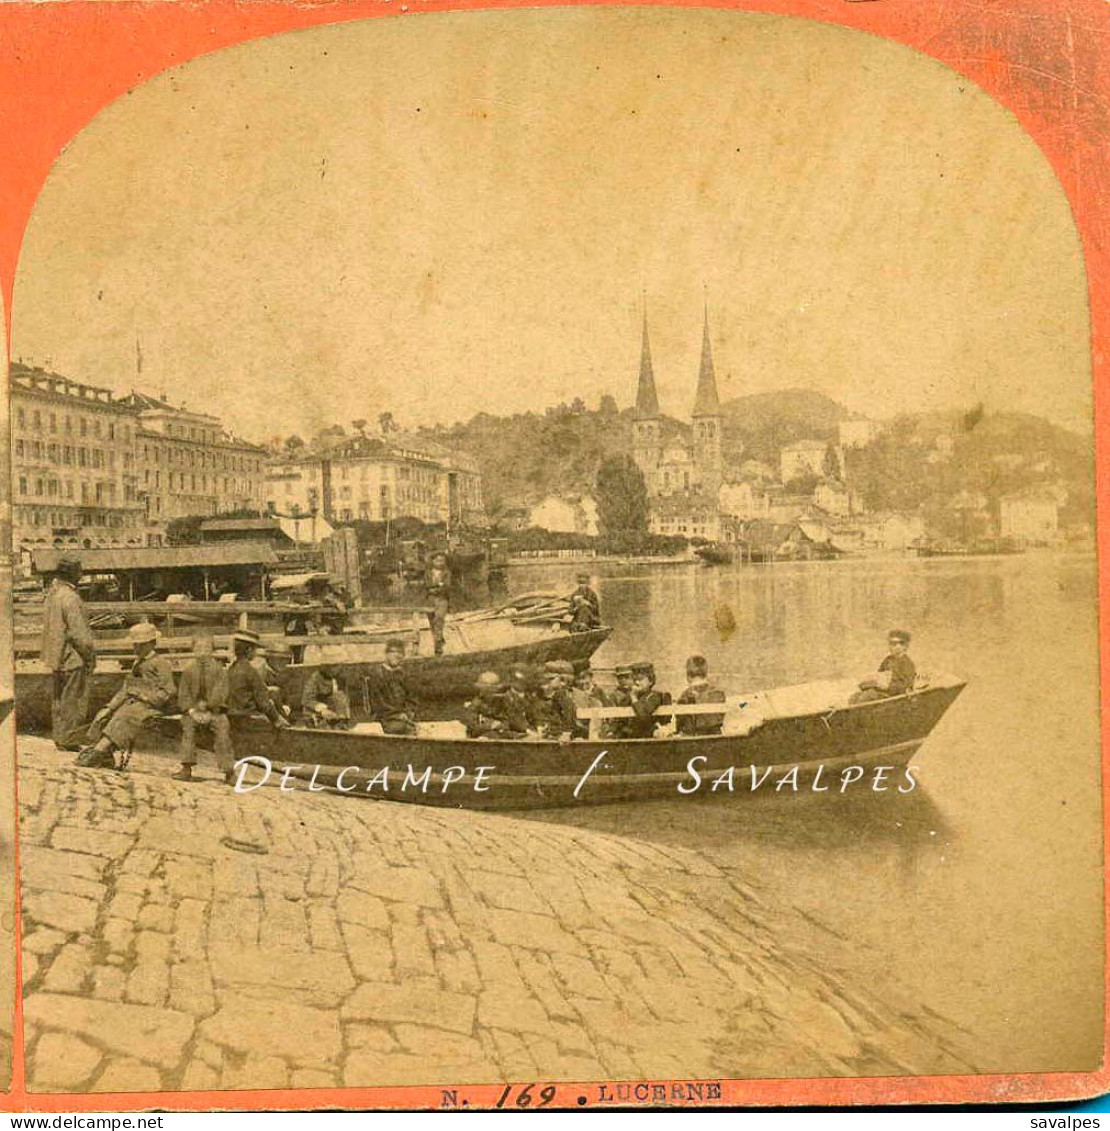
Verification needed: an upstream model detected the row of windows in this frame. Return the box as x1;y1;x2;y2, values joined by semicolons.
142;469;261;495
161;422;220;445
14;507;135;529
14;405;131;443
140;442;262;474
17;476;120;505
15;440;117;471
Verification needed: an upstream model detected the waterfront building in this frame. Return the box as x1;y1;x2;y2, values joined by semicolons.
10;363;269;555
120;391;268;543
10;364;144;552
265;430;484;529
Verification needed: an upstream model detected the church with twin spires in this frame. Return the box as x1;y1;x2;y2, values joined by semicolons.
631;306;727;539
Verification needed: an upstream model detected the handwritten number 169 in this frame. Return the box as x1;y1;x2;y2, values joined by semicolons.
495;1083;557;1108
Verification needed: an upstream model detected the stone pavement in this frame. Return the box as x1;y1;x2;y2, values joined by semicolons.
18;737;979;1094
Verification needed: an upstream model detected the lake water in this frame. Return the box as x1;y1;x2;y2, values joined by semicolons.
510;552;1104;1074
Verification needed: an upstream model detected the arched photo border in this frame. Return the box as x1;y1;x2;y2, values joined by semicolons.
0;0;1107;1111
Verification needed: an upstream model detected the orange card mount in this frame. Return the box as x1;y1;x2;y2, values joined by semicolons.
1;0;1108;1111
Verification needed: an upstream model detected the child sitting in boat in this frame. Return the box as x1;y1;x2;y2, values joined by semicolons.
365;639;418;736
675;654;726;736
604;664;635;739
502;667;540;738
570;664;607;738
627;662;672;739
301;663;352;728
850;629;917;704
534;660;578;740
462;671;512;738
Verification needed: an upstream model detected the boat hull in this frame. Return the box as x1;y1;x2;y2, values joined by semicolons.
143;679;965;810
13;627;612;732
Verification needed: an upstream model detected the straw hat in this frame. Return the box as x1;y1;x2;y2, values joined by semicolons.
128;622;160;645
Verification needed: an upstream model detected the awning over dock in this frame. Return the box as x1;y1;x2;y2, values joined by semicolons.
32;542;279;575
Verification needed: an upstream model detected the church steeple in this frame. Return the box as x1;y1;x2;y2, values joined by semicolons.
634;306;660;420
691;298;723;497
632;299;662;497
692;301;721;418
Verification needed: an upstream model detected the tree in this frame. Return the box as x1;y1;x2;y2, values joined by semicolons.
822;444;842;482
378;412;397;435
596;454;649;537
352;419;368;436
599;394;619;416
283;434;306;457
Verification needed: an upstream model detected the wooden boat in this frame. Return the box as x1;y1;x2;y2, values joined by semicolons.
281;625;612;712
141;674;966;810
12;624;613;732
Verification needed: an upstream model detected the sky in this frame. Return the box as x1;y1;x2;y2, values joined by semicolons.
10;7;1093;442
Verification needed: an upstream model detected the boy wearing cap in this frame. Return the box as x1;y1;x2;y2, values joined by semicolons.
534;661;577;740
300;663;352;728
79;622;175;769
851;630;917;704
604;665;635;739
627;663;672;739
462;672;510;738
41;555;97;751
502;667;539;738
174;633;231;782
675;655;726;736
366;639;418;735
571;665;607;739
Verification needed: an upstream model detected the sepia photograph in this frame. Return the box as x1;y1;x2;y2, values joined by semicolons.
2;1;1104;1105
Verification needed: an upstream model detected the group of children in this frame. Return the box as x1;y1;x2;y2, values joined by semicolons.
459;654;728;741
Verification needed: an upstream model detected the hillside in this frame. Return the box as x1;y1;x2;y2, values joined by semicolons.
721;388;847;464
275;390;1092;531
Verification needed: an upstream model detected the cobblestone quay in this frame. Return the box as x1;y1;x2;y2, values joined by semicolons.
18;737;978;1094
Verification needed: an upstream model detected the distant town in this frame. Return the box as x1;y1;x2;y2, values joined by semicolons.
8;305;1094;568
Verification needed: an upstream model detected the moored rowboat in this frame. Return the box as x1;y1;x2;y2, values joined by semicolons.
144;674;966;810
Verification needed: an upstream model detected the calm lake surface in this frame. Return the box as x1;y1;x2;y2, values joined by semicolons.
509;552;1104;1073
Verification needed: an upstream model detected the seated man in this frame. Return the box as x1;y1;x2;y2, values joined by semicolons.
567;594;598;634
300;663;352;728
570;664;607;739
675;654;726;736
626;661;672;739
850;629;917;704
222;629;289;783
78;622;175;770
570;572;601;627
366;639;418;735
173;632;230;782
462;671;510;738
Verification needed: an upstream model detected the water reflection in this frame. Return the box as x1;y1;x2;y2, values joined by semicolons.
508;552;1103;1073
